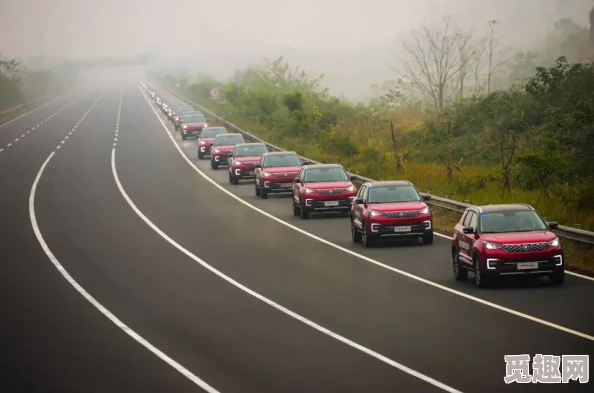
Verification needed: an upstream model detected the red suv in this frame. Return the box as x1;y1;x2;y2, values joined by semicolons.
350;181;433;246
197;127;227;159
451;204;564;288
179;112;207;139
228;143;268;184
254;151;305;199
292;164;358;219
210;133;245;169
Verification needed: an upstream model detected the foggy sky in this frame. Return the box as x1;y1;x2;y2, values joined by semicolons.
1;0;591;59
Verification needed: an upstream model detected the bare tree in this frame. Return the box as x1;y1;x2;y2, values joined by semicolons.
396;17;473;112
485;20;515;94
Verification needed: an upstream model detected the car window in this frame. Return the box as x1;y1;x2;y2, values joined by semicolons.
183;114;206;123
303;167;348;182
214;134;244;145
468;212;477;229
367;185;421;203
462;211;473;226
263;154;302;167
201;128;227;137
235;144;267;157
356;185;366;200
480;210;548;233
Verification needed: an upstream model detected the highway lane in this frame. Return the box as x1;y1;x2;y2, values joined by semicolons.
115;86;594;393
0;91;78;150
159;94;594;338
0;88;203;392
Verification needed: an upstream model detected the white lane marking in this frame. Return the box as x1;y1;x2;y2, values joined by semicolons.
56;145;61;149
21;134;25;137
0;95;63;129
30;156;221;393
7;143;12;147
14;138;19;142
111;152;463;393
142;89;594;342
0;148;3;152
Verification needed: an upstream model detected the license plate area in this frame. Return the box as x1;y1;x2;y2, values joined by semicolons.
324;201;340;206
394;226;411;232
280;183;292;188
517;262;538;270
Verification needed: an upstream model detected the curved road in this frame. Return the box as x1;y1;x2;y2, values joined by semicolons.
1;84;592;392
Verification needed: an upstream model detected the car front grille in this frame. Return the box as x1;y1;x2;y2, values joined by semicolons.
382;211;420;218
501;243;548;252
273;172;298;178
314;188;348;195
240;161;259;166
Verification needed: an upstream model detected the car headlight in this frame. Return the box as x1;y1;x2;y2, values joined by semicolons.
483;241;502;250
183;125;187;129
213;148;220;153
548;237;560;247
203;123;208;127
346;185;356;192
419;207;429;214
304;188;313;193
369;210;382;217
262;171;271;177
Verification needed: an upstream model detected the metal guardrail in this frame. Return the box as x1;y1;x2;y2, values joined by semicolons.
0;95;50;118
153;85;594;245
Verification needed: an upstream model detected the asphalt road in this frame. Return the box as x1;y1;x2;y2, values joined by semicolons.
1;84;592;393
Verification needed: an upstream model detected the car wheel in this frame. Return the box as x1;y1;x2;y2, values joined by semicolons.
260;188;268;199
293;195;301;216
181;133;187;140
198;150;204;159
422;230;434;245
351;220;362;243
362;221;374;247
255;181;261;197
211;160;218;170
452;250;468;281
549;271;564;286
230;172;239;185
300;200;309;219
473;255;488;288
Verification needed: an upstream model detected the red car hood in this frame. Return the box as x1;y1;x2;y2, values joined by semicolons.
262;166;302;174
481;231;557;244
303;181;354;189
184;122;206;127
234;156;262;163
214;144;235;151
367;201;428;212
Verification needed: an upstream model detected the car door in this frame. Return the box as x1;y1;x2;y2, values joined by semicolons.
351;185;367;228
459;211;477;264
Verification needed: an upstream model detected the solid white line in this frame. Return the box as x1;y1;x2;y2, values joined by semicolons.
110;147;463;393
30;153;221;393
141;89;594;342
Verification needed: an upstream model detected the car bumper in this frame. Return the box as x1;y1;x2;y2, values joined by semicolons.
368;220;432;238
198;145;211;155
262;180;294;193
182;129;201;137
481;254;564;276
212;153;231;163
302;197;355;211
232;167;257;178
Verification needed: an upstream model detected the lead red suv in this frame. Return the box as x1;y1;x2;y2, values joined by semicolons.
254;151;306;199
451;204;564;288
179;112;207;139
210;133;245;169
350;181;433;246
197;126;227;159
228;142;268;184
292;164;358;219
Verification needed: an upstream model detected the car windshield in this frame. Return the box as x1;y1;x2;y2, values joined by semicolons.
263;154;302;167
201;127;227;137
367;185;421;203
304;167;348;182
480;210;548;233
235;144;267;157
183;114;205;122
215;134;244;145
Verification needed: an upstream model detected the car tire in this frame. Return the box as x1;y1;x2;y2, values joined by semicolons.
300;200;309;219
198;150;204;159
452;250;468;281
181;133;187;140
230;171;239;185
351;221;362;243
422;231;434;245
293;199;301;216
211;160;218;170
260;188;268;199
255;181;261;197
473;255;489;288
361;222;374;247
549;271;564;286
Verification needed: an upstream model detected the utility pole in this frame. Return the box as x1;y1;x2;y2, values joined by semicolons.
487;20;498;95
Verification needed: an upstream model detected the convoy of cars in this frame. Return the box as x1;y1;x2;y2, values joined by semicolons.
141;82;566;288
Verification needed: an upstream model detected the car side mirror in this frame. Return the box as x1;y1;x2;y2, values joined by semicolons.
293;178;301;183
422;194;432;200
462;226;475;234
548;221;559;230
353;198;364;204
350;175;358;181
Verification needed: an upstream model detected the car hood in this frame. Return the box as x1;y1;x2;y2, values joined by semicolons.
234;156;262;163
262;166;302;174
303;181;354;189
183;122;206;126
199;137;215;144
367;201;428;212
213;144;236;150
481;231;557;244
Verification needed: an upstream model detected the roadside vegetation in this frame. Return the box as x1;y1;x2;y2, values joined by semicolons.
0;52;77;113
157;14;594;273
